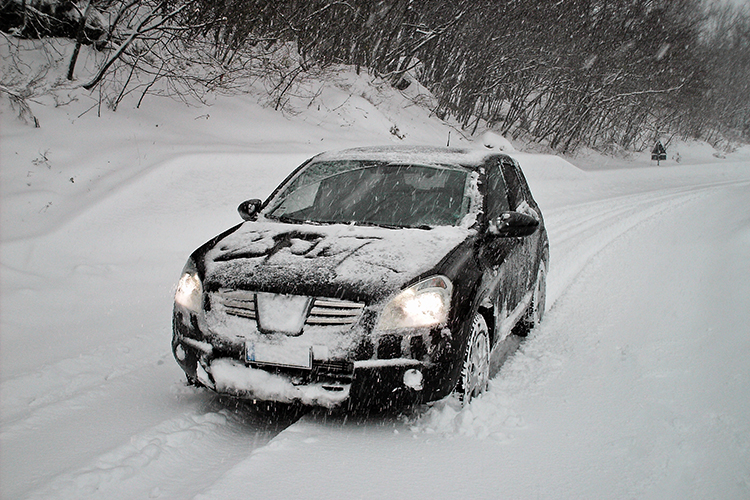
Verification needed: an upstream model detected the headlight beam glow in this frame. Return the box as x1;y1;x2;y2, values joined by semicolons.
377;276;452;330
175;271;203;312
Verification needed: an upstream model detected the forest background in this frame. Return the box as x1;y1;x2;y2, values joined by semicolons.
2;0;749;154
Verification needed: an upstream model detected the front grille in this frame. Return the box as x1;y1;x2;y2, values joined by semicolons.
217;289;256;318
306;298;364;325
214;290;364;327
312;359;355;383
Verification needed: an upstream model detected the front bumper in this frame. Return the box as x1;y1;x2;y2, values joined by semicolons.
194;356;429;409
172;311;454;409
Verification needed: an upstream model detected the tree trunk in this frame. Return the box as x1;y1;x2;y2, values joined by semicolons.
67;1;93;80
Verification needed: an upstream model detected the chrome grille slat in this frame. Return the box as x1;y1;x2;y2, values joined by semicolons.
224;299;256;309
309;309;360;316
225;307;256;319
306;317;357;325
313;298;364;309
213;290;363;326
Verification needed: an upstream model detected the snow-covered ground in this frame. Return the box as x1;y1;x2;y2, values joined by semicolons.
2;64;750;499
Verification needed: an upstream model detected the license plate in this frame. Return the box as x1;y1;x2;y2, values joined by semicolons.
245;341;312;370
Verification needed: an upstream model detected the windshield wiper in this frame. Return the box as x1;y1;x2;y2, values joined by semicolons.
274;214;305;224
352;221;403;229
270;216;432;231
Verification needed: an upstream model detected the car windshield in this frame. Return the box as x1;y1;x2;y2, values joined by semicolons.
264;160;472;228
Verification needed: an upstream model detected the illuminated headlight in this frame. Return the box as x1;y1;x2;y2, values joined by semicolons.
377;276;452;330
175;259;203;313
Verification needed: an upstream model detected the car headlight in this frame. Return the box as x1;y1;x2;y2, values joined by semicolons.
175;259;203;313
377;276;453;330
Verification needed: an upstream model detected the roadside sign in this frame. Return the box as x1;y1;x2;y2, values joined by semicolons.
652;141;667;165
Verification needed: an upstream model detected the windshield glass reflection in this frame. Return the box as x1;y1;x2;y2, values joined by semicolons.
266;161;471;228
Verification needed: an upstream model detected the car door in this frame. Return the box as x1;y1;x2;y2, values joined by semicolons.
478;158;526;339
499;157;542;294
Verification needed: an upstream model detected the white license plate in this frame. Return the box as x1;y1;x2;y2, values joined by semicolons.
245;342;312;370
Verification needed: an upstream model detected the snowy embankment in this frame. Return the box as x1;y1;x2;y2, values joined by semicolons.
2;66;750;499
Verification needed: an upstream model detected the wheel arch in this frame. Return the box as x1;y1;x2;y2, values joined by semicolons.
477;304;496;347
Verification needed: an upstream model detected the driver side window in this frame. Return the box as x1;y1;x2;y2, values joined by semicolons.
273;181;320;216
500;158;526;210
484;163;511;218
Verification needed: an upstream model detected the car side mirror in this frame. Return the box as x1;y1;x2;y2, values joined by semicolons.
238;199;262;221
488;211;539;237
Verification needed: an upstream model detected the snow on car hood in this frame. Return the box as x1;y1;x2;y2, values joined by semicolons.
203;220;474;302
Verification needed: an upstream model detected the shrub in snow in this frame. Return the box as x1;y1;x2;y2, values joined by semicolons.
0;0;107;45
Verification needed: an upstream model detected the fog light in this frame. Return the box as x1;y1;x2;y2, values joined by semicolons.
403;368;423;391
175;344;186;361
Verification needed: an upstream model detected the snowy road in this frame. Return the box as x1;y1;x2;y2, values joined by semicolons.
1;154;310;500
3;146;749;499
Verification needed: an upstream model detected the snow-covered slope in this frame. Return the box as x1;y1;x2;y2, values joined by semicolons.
2;63;750;500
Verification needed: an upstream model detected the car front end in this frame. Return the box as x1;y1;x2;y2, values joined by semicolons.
172;252;472;408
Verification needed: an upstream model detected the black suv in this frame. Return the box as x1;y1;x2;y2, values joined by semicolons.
172;146;548;409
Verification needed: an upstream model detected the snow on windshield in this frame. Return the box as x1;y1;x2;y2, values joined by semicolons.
266;161;472;228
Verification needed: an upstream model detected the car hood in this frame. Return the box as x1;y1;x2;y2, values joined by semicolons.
202;220;474;303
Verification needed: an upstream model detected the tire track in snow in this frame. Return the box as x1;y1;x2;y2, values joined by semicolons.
2;346;305;500
543;179;749;308
7;370;304;500
509;179;750;403
23;411;233;500
19;399;305;500
1;335;168;431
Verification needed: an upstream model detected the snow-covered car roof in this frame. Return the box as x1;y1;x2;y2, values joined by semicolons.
312;146;507;168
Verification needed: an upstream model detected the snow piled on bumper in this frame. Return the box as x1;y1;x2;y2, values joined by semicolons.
198;358;350;408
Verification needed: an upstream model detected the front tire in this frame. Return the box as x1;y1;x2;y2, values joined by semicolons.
456;313;490;404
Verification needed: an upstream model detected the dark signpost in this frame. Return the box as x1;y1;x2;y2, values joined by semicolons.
652;141;667;165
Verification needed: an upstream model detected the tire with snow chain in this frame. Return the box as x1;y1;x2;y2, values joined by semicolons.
456;313;490;404
514;256;547;337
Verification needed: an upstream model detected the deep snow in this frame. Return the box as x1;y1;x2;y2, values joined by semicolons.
2;58;750;499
